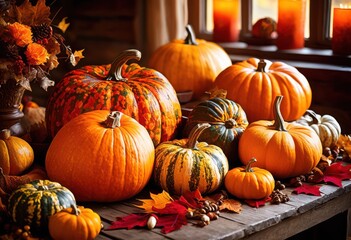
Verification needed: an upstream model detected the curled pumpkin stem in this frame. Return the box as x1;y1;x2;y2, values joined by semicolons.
272;95;287;132
106;49;141;81
186;123;211;149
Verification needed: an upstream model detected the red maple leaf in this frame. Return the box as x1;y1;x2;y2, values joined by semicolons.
293;184;321;196
245;197;271;208
156;214;188;234
107;213;151;230
322;162;351;187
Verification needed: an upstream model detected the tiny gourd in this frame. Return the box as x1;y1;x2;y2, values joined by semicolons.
294;110;341;148
154;123;229;195
48;204;102;240
0;129;34;175
224;158;275;200
238;96;323;179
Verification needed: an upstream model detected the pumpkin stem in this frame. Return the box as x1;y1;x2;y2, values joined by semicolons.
184;25;198;45
71;204;81;216
272;95;287;132
245;158;257;172
0;129;11;140
106;49;142;81
256;59;267;72
225;119;237;129
304;110;320;125
103;111;122;128
186;123;211;149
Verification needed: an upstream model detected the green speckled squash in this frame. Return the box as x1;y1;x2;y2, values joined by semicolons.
7;179;76;232
154;123;229;195
45;49;182;146
183;97;248;167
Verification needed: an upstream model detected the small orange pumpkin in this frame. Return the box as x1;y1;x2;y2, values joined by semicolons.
215;58;312;122
238;96;322;179
224;158;275;200
48;204;102;240
0;129;34;175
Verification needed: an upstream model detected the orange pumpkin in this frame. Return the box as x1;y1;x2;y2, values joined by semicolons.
224;158;275;200
0;129;34;175
238;96;322;179
215;58;312;122
148;25;232;100
45;110;155;202
48;204;102;240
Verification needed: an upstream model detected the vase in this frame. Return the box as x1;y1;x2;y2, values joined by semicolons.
0;80;26;136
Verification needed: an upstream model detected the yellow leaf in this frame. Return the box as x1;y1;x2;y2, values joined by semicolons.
58;17;70;33
135;190;173;213
70;49;85;66
219;199;242;213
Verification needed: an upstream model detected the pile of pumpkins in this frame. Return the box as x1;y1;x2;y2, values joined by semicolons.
1;25;342;238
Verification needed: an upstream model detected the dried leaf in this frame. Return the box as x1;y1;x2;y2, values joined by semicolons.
8;0;51;26
70;49;85;66
156;214;188;234
152;201;188;215
323;161;351;187
39;76;55;91
108;213;150;230
245;197;271;208
135;190;173;213
219;199;242;213
293;184;321;196
57;17;70;33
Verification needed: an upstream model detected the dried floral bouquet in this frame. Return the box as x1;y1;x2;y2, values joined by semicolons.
0;0;84;91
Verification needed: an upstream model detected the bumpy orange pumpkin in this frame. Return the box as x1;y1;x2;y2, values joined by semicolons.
215;58;312;122
238;96;322;179
0;129;34;175
45;110;155;202
225;158;275;200
46;49;182;146
48;204;102;240
148;25;232;100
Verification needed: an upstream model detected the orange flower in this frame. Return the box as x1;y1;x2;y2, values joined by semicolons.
7;22;33;47
25;43;49;65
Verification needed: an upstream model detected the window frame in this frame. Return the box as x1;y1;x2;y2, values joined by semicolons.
188;0;350;67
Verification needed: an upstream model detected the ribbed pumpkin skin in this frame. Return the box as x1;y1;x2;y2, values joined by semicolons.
154;124;229;196
7;180;76;231
183;97;248;167
215;58;312;122
45;110;155;202
148;27;232;100
48;205;102;240
225;161;275;200
239;121;322;179
0;129;34;175
238;97;322;179
46;61;182;146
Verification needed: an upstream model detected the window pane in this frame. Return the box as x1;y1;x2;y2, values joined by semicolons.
252;0;310;38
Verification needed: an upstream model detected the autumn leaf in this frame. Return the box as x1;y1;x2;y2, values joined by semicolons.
244;197;271;208
152;201;188;215
220;199;242;213
323;161;351;187
70;49;85;66
108;213;151;230
293;184;321;196
58;17;70;33
8;0;51;26
156;214;188;234
135;190;173;213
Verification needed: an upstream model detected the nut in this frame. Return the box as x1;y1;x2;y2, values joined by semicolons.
147;215;157;230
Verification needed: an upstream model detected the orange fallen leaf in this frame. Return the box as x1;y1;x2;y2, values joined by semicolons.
58;17;70;33
135;190;173;213
219;199;242;213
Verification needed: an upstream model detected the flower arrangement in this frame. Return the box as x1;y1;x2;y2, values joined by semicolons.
0;0;84;91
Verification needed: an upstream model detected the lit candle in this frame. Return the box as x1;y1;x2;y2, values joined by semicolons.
213;0;240;42
276;0;306;50
332;5;351;55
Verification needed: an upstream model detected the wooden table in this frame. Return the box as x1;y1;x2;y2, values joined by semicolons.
88;178;351;240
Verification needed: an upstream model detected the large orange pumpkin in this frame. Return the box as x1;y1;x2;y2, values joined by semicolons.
148;25;232;100
238;96;322;179
45;49;182;146
45;110;155;202
215;58;312;122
